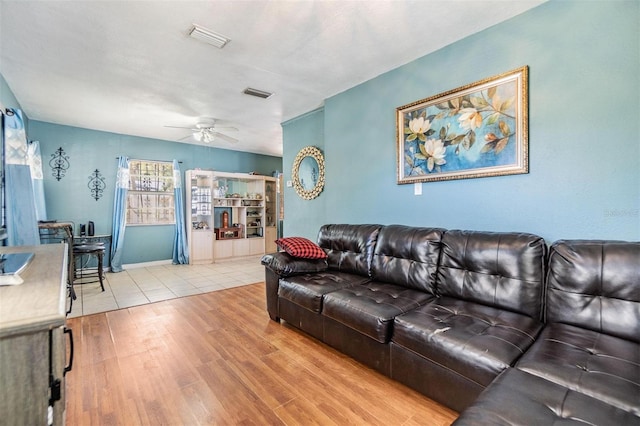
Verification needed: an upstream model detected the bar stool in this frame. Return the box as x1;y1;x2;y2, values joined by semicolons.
72;243;105;291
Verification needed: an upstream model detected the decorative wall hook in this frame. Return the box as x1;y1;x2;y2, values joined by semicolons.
88;169;106;201
50;147;70;181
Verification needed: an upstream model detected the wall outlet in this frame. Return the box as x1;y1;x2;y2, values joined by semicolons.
286;180;293;187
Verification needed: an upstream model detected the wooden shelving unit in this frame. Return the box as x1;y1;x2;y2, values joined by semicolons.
186;170;278;263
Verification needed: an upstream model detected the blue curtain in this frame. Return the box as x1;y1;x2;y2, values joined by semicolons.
27;141;47;221
4;109;40;246
110;156;129;272
172;159;189;264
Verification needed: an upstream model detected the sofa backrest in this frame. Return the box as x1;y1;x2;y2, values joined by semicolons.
546;240;640;343
371;225;444;293
437;230;547;318
317;224;382;277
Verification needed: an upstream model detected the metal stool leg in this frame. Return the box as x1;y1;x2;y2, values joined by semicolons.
97;251;105;292
67;284;77;316
72;244;106;292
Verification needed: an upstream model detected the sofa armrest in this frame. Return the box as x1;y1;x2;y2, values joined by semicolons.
261;252;329;323
261;252;328;277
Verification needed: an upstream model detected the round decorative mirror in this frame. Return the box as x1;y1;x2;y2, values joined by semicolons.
292;146;325;200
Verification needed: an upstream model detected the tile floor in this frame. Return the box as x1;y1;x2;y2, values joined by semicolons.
68;256;265;318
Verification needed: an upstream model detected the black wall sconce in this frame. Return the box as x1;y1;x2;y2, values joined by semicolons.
49;147;70;181
88;169;106;201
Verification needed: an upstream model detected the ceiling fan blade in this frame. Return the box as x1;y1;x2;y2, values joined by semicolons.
165;125;198;131
178;134;195;141
214;126;239;132
214;132;239;144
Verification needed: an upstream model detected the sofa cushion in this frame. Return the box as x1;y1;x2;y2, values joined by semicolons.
370;225;444;293
278;271;371;313
515;322;640;414
317;224;382;276
546;240;640;343
437;230;547;318
275;237;327;259
392;296;543;387
453;368;639;426
261;252;328;277
322;282;434;343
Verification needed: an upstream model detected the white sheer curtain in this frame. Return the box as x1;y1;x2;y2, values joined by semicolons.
27;141;47;221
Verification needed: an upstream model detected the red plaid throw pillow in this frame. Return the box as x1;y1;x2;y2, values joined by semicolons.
276;237;327;259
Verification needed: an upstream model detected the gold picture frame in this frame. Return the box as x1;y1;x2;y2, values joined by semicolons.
396;66;528;184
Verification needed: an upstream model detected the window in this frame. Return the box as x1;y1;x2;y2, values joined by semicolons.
126;160;175;225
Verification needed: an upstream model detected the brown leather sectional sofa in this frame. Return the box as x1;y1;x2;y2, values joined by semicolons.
261;224;640;424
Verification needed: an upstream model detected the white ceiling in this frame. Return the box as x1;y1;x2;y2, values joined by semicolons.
0;0;545;157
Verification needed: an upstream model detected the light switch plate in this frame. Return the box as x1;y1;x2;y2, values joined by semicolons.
286;180;293;187
414;182;422;195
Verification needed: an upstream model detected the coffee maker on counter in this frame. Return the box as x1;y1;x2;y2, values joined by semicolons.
79;221;95;236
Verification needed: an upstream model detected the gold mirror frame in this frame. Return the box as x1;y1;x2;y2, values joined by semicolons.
292;146;325;200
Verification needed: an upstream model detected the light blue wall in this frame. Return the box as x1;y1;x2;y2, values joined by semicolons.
282;108;325;240
28;120;281;264
282;0;640;244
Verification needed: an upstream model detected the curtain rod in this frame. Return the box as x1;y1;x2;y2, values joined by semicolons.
116;156;182;163
1;104;17;117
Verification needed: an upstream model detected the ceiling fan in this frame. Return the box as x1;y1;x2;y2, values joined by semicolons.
165;119;239;144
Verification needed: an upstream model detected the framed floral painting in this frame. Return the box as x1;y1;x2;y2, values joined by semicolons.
396;66;528;184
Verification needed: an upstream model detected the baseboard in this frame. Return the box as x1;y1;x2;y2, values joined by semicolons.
116;255;261;271
121;259;173;270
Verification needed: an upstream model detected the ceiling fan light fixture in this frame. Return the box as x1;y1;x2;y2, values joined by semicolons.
188;24;230;49
193;130;215;143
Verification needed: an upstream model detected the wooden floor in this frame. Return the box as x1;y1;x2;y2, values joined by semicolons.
65;283;458;425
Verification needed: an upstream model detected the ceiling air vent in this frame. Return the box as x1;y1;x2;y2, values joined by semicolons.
188;24;230;49
243;88;273;99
